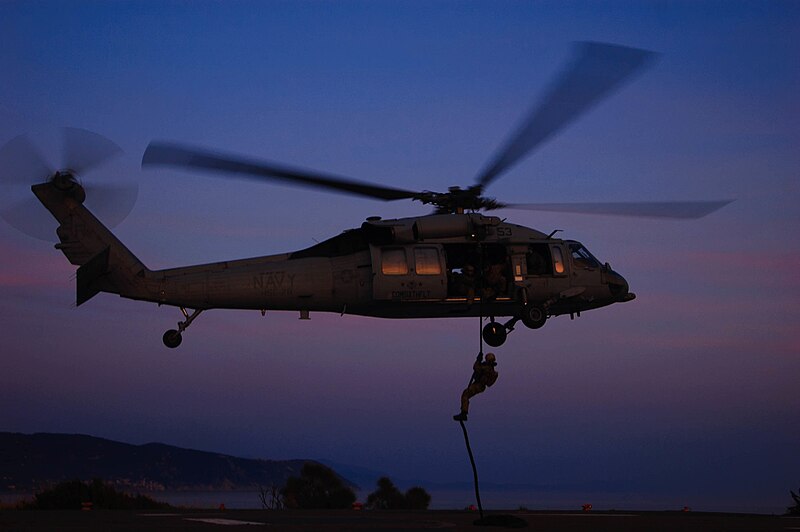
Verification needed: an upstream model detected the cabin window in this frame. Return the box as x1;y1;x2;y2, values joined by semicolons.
552;246;565;274
414;247;441;275
381;248;408;275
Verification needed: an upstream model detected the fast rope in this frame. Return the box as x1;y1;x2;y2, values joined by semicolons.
461;242;485;519
458;419;484;520
477;241;485;357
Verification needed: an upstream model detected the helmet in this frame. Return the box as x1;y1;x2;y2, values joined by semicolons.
485;353;496;364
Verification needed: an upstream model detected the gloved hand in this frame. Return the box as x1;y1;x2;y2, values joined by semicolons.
476;352;483;362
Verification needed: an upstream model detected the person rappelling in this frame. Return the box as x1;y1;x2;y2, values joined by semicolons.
453;352;498;421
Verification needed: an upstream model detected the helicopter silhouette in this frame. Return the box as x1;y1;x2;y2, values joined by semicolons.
2;42;730;348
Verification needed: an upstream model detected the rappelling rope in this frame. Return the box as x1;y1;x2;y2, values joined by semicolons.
461;241;485;519
458;419;484;520
477;241;485;358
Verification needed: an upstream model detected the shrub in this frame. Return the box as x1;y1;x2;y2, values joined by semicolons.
366;477;431;510
23;479;171;510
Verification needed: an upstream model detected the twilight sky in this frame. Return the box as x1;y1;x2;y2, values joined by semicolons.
1;0;798;512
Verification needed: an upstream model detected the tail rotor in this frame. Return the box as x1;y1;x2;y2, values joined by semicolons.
0;128;137;241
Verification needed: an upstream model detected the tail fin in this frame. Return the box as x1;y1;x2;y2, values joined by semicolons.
76;246;110;306
32;181;150;305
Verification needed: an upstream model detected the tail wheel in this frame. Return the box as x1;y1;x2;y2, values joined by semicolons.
163;329;182;348
482;321;507;347
521;304;547;329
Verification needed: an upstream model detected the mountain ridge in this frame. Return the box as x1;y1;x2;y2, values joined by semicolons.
0;432;353;492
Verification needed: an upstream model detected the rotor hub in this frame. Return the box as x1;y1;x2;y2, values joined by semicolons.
50;170;86;204
51;170;78;190
413;186;505;214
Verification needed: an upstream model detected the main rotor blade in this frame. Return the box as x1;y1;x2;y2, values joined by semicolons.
501;200;733;219
62;127;123;176
142;142;419;202
476;42;658;188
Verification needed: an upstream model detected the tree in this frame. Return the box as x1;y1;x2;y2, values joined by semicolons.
788;489;800;516
258;484;283;510
281;462;355;509
367;477;404;509
404;486;431;510
366;477;431;510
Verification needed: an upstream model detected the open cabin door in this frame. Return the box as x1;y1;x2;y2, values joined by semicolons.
370;244;447;301
516;242;572;300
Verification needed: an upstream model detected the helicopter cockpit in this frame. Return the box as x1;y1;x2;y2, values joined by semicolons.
567;240;602;270
566;239;633;303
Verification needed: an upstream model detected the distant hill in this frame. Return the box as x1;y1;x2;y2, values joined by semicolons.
0;432;351;492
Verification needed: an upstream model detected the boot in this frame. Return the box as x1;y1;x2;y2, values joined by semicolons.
453;411;468;421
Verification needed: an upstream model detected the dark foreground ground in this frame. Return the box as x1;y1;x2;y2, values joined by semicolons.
0;509;796;531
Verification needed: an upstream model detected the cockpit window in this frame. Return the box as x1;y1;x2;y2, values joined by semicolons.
568;241;601;269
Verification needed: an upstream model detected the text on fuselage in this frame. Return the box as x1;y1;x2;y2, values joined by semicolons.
253;271;296;295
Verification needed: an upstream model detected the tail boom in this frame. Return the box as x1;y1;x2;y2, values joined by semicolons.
32;181;150;305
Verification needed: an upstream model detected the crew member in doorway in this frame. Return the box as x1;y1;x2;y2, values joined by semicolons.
453;352;498;421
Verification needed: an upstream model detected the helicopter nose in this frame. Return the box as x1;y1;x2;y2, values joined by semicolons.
607;271;635;302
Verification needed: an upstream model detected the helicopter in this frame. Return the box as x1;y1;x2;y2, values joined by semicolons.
2;42;730;349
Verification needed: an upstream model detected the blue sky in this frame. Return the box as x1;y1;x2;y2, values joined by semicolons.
1;0;799;512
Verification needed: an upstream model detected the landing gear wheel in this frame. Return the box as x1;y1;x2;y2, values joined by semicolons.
163;329;182;348
482;321;507;347
521;304;547;329
162;308;204;349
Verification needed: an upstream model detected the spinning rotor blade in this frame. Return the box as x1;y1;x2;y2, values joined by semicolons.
62;127;123;175
500;200;733;219
0;134;54;185
84;183;138;228
3;184;139;242
0;134;58;240
0;128;137;241
142;142;419;201
0;197;58;241
476;42;658;188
